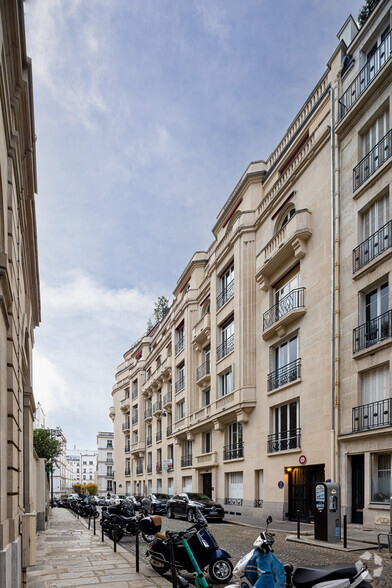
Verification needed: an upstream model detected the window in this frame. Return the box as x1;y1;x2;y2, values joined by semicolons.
168;477;174;495
107;481;113;492
371;453;391;503
182;476;192;492
219;369;233;397
278;205;295;231
268;400;300;452
176;322;184;354
132;379;138;399
361;365;389;405
125;387;130;398
217;263;234;309
268;336;300;390
176;362;185;393
224;422;243;459
227;472;243;504
362;111;389;159
203;431;212;454
107;441;113;448
89;475;92;480
218;317;234;359
354;194;391;269
168;444;174;461
107;466;113;475
355;282;390;350
89;461;93;465
177;399;185;420
157;479;162;493
202;388;210;407
133;430;138;443
274;266;300;307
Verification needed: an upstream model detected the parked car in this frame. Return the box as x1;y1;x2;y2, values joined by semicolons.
141;493;170;514
97;496;110;506
166;493;225;522
125;495;143;511
88;495;100;504
109;494;121;505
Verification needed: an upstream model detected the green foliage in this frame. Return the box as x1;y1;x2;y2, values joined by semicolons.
146;296;170;331
73;482;98;496
33;428;62;472
358;0;380;27
85;483;98;496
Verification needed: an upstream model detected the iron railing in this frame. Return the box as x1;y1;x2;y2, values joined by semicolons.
353;398;392;432
144;407;152;419
163;391;172;405
267;358;301;391
122;421;130;431
223;442;244;460
156;430;162;442
153;400;162;413
353;129;392;191
132;413;138;424
254;499;264;508
225;498;243;506
146;435;152;446
217;333;234;361
167;425;173;437
339;30;392;119
181;454;193;467
263;288;305;330
353;220;392;272
196;360;211;381
175;338;184;355
175;376;185;394
267;428;301;453
217;280;234;310
136;464;143;475
353;310;391;352
147;464;152;474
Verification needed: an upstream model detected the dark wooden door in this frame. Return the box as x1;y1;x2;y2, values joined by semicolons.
202;473;212;498
352;454;364;524
288;464;325;522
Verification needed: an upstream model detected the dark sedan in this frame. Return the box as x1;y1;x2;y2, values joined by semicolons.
141;493;170;514
166;492;225;522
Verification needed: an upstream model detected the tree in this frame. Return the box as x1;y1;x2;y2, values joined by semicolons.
358;0;380;27
33;428;62;472
146;296;170;332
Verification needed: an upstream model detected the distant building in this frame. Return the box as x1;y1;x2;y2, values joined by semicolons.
34;401;46;430
0;1;41;585
66;448;98;491
50;428;70;498
97;432;114;494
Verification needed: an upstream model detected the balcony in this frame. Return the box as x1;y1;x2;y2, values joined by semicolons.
136;465;143;475
339;30;392;120
192;312;211;350
267;428;301;453
353;310;392;353
223;442;244;460
163;391;172;407
156;461;162;473
144;407;153;420
181;454;193;468
353;129;392;192
120;397;130;413
122;420;130;432
267;358;301;391
132;413;138;425
353;398;392;432
175;338;184;356
167;425;173;437
130;442;145;455
353;220;392;273
156;430;162;442
146;435;152;447
262;288;306;340
153;400;162;415
194;451;218;469
196;360;211;386
125;467;131;476
105;458;114;464
217;280;234;310
175;376;185;394
256;210;312;291
147;463;152;474
217;333;234;361
125;444;131;453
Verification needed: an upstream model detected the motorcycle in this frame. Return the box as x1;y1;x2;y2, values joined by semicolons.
226;516;372;588
101;503;155;543
141;509;233;584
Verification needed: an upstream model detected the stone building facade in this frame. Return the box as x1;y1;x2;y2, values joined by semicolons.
0;1;41;585
110;1;392;532
96;432;114;495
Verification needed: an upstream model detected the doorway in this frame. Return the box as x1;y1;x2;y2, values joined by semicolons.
352;454;364;524
288;464;325;522
202;473;212;498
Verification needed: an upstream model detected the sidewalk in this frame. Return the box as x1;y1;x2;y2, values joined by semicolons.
26;507;172;587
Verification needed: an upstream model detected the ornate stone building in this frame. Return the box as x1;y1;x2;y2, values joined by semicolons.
110;1;392;532
0;1;41;585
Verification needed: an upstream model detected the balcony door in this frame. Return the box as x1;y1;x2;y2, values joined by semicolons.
362;282;389;345
274;266;300;306
361;194;389;241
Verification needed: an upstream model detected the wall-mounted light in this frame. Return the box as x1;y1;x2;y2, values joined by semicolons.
286;467;292;472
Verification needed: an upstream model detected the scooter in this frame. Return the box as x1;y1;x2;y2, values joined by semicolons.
226;517;372;588
101;504;155;543
141;509;233;584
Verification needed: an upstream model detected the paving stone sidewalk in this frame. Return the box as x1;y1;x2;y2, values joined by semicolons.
26;507;172;588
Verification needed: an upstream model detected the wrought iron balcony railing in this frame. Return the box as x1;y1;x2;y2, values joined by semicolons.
125;467;131;476
132;413;138;425
263;288;305;330
163;391;172;405
153;400;162;413
353;220;392;273
196;360;211;381
353;398;392;432
267;358;301;391
181;454;193;467
225;498;243;506
144;407;152;419
217;280;234;310
156;430;162;442
122;421;130;431
147;464;152;474
353;310;392;352
175;338;184;355
267;428;301;453
223;442;244;460
353;129;392;191
166;425;173;437
175;376;185;394
146;435;152;446
217;333;234;361
339;30;392;120
136;465;143;475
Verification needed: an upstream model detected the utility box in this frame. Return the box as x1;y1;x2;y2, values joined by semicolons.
314;482;341;543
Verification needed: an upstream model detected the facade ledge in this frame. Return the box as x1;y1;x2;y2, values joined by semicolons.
267;378;301;396
222;457;244;464
368;503;390;510
194;451;218;468
192;313;211;350
352;338;392;360
338;426;392;441
352;158;392;202
216;348;234;365
353;247;392;282
196;372;211;388
262;308;306;341
256;210;312;291
267;448;301;457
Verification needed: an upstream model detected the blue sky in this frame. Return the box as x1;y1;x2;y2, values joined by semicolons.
24;0;363;450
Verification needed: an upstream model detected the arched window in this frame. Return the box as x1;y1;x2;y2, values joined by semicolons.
277;205;296;232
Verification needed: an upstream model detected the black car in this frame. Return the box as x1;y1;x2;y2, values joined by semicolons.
141;493;170;514
166;492;224;522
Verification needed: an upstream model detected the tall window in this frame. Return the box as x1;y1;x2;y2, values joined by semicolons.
371;453;392;503
218;317;234;359
176;322;184;354
357;282;390;348
269;400;300;452
202;388;210;407
176;362;185;392
362;111;389;157
227;472;243;503
219;369;233;397
218;263;234;309
269;336;299;390
274;266;300;306
177;399;185;420
203;431;212;454
361;365;389;405
361;194;389;242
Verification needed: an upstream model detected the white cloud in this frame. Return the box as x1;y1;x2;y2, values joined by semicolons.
33;350;69;413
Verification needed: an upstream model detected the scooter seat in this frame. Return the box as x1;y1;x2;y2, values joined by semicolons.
293;563;358;587
155;531;167;540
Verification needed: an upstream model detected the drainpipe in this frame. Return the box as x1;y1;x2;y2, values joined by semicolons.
329;85;336;483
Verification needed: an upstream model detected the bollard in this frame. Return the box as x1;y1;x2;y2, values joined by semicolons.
135;529;140;573
114;527;117;553
169;538;177;588
297;510;300;539
88;514;91;530
94;515;96;536
101;521;104;542
343;514;347;549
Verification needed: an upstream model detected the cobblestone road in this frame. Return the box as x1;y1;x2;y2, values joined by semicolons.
117;517;392;587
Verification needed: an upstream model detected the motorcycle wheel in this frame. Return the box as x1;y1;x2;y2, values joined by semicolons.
209;558;233;584
93;511;100;518
110;525;124;543
142;532;156;543
166;506;174;519
187;509;195;522
150;560;170;575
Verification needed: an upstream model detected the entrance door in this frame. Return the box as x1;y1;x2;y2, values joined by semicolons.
352;454;364;524
202;473;212;498
288;465;325;522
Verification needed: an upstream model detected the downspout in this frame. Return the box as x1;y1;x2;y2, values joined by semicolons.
329;85;336;483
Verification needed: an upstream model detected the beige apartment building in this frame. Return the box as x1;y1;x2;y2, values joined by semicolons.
0;1;41;585
110;1;392;532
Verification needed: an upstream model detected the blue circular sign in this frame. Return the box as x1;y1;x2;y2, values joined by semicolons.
278;481;284;489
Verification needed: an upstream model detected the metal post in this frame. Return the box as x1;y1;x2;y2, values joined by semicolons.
169;538;177;588
297;510;300;539
114;528;117;553
135;529;140;573
88;514;91;530
50;468;54;507
343;514;347;549
94;515;96;536
101;521;104;542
